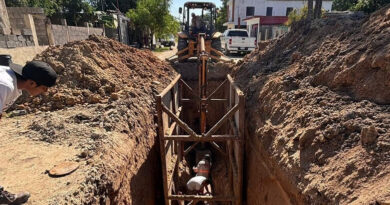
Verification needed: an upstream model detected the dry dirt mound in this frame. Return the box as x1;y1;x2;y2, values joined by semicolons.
13;35;175;112
235;6;390;205
2;36;177;204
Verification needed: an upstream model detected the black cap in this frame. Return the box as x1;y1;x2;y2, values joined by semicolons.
11;61;57;87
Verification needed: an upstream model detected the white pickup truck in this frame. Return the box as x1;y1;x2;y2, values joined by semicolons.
221;29;256;55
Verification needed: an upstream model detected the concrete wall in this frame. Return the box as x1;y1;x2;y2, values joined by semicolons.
51;24;104;45
1;5;105;47
0;33;35;48
228;0;333;26
258;25;289;41
6;7;48;45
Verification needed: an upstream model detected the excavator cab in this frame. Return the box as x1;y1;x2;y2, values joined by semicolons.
177;2;223;61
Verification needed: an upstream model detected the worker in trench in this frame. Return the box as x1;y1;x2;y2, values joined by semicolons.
0;55;57;205
186;154;212;197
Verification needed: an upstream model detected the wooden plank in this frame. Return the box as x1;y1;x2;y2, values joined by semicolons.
165;107;182;136
171;86;179;155
156;96;169;205
237;94;245;205
168;155;179;196
165;140;173;155
230;120;239;136
206;79;227;102
159;74;181;97
164;135;241;141
204;104;239;137
162;104;197;138
210;47;224;56
178;54;191;61
181;98;227;102
168;195;234;201
177;47;189;55
184;142;199;156
210;142;226;156
179;79;200;101
227;74;244;96
179;79;193;92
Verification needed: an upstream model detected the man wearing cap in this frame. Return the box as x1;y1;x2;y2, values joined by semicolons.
0;55;57;204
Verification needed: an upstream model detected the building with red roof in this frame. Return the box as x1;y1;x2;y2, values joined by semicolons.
223;0;333;41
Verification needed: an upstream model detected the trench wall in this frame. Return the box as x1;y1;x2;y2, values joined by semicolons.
245;128;304;204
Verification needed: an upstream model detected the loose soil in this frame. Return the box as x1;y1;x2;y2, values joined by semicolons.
1;35;178;204
1;5;389;205
234;6;390;205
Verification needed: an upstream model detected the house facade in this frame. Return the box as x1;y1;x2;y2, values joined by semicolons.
224;0;333;41
226;0;333;27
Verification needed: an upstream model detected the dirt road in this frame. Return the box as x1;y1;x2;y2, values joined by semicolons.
0;112;84;205
153;47;177;60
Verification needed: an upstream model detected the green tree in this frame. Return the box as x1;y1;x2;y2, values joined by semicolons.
332;0;388;13
215;0;228;32
332;0;359;11
5;0;61;16
126;0;177;47
88;0;137;13
157;14;180;39
5;0;96;25
351;0;389;13
61;0;95;26
286;6;308;25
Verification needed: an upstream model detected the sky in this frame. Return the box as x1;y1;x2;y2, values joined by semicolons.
170;0;223;19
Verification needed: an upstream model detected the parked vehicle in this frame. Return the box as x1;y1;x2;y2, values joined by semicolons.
161;35;176;48
221;29;256;55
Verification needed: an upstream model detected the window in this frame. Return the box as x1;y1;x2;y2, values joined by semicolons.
266;7;273;16
227;30;249;37
286;7;293;16
246;7;255;17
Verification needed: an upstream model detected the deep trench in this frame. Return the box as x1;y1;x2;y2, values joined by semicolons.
132;61;303;205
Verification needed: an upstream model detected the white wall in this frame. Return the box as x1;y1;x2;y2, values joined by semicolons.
228;0;333;26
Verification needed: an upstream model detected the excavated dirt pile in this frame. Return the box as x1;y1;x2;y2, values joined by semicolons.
2;35;177;204
14;35;175;112
234;6;390;205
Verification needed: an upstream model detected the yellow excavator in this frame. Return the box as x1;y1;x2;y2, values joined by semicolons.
176;2;224;62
